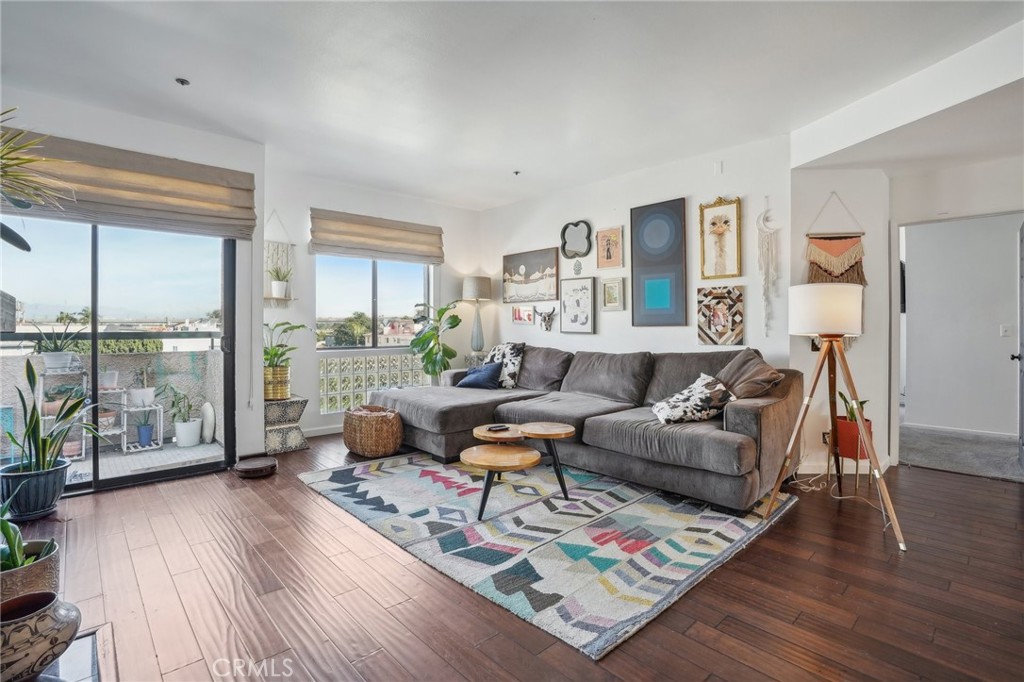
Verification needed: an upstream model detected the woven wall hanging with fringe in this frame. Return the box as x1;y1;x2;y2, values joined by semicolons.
806;235;867;285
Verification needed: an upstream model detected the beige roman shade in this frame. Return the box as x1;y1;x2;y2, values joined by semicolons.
309;208;445;265
4;129;256;239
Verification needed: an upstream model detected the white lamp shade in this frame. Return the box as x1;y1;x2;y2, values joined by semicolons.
462;276;492;301
789;283;863;337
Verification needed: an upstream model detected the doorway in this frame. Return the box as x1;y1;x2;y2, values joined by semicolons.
897;212;1023;481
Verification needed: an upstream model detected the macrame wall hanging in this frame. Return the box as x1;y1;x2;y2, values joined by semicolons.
804;191;866;349
756;195;780;335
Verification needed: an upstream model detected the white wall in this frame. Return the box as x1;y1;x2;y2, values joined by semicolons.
2;85;268;456
478;135;792;367
903;214;1020;435
262;154;481;436
790;169;891;473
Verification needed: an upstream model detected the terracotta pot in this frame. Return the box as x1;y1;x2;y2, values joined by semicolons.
0;541;61;604
0;591;81;682
264;366;290;401
836;416;871;460
97;410;118;432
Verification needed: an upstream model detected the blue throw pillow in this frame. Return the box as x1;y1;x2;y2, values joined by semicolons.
457;362;503;389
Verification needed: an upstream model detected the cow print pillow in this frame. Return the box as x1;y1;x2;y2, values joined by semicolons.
483;342;526;389
652;373;737;424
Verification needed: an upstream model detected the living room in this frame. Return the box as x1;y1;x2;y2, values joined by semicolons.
1;2;1022;681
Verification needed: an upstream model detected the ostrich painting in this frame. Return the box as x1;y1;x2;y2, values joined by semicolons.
708;213;732;276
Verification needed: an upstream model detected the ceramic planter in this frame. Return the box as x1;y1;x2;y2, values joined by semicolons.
270;280;288;298
0;542;60;604
0;460;70;522
128;387;156;407
836;416;871;460
97;410;117;432
98;370;118;389
38;353;73;373
0;592;81;682
60;440;82;459
264;366;290;401
137;423;155;448
174;419;202;448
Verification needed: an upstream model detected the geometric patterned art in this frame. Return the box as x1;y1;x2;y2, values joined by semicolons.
697;286;744;345
300;454;795;659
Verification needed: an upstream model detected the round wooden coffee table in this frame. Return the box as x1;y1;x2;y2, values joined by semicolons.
460;444;541;520
472;423;524;443
470;422;574;503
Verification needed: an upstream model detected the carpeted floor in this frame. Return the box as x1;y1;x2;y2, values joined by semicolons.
899;425;1024;483
300;454;795;660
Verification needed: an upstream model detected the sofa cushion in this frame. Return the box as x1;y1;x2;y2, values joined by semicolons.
517;345;574;391
560;351;653;405
643;349;744;405
493;392;633;442
369;386;543;434
582;407;757;476
715;348;785;399
484;342;526;388
652;373;736;424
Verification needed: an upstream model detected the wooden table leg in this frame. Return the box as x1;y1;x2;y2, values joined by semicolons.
543;440;570;500
478;469;496;521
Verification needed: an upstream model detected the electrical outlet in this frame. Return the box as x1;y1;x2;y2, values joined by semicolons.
822;431;830;445
999;324;1013;338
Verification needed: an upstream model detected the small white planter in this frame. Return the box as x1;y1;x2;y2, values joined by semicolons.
270;281;288;298
174;419;202;448
39;352;74;373
128;387;156;407
98;370;118;389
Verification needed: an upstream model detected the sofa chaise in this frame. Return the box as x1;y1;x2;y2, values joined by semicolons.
368;345;802;512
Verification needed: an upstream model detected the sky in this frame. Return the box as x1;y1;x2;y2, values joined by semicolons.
1;216;221;320
315;255;426;320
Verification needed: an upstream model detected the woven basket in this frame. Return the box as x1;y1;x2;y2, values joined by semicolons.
343;405;403;458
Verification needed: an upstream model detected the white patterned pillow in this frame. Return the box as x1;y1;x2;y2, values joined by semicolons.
483;342;526;389
652;373;737;424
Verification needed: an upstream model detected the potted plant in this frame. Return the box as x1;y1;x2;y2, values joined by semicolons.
134;410;155;448
0;360;98;521
41;384;83;417
263;322;307;400
32;321;83;373
98;365;118;390
97;406;118;433
268;265;292;299
128;365;156;407
163;385;201;448
410;301;462;377
837;391;871;461
0;482;61;603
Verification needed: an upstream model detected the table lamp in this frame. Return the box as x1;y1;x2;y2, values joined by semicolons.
765;283;906;551
462;276;492;353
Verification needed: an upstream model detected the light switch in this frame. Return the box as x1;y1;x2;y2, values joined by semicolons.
999;324;1013;338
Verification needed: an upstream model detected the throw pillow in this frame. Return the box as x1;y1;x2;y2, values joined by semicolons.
652;373;736;424
483;342;526;389
715;348;785;399
456;362;502;390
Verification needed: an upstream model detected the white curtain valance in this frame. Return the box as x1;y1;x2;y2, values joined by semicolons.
309;208;444;265
1;129;256;240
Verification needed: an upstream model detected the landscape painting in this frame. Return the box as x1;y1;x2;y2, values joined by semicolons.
502;247;559;303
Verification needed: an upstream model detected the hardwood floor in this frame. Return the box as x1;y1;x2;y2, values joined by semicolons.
23;436;1023;681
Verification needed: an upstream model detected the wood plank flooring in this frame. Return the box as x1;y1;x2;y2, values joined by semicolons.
23;436;1023;681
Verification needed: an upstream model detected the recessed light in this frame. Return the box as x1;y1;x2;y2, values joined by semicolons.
175;77;191;87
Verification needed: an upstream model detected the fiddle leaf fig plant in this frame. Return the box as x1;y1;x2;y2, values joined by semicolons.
410;301;461;377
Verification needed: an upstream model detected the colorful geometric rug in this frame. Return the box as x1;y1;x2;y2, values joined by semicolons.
300;454;795;659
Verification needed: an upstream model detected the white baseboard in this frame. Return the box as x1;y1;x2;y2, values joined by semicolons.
303;424;343;438
901;422;1016;438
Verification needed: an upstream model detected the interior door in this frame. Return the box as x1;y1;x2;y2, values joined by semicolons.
1018;222;1023;467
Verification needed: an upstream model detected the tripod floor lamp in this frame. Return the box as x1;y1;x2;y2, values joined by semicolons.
765;283;907;552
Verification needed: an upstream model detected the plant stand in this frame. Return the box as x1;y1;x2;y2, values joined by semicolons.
264;394;308;455
35;369;88;462
122;404;164;453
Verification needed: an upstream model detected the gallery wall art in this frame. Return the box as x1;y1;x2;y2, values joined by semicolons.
512;305;535;325
697;286;744;345
561;220;592;258
596;226;624;269
560;277;595;333
502;247;559;303
631;197;686;326
601;277;624;311
699;196;741;279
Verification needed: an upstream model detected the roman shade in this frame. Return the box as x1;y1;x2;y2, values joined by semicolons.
309;208;444;265
3;129;256;239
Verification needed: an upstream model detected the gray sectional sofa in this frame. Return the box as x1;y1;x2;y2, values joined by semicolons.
368;345;802;512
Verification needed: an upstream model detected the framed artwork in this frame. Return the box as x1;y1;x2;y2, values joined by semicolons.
512;305;535;325
596;226;624;269
560;277;595;334
502;247;559;303
631;197;686;326
560;220;593;258
601;277;625;311
697;286;744;345
700;196;741;279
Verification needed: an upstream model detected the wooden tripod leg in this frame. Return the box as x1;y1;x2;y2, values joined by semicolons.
764;340;833;517
834;343;908;551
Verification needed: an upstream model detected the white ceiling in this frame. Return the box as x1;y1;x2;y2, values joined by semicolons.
2;2;1022;210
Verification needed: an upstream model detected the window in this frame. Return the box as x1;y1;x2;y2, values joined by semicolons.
315;255;428;349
